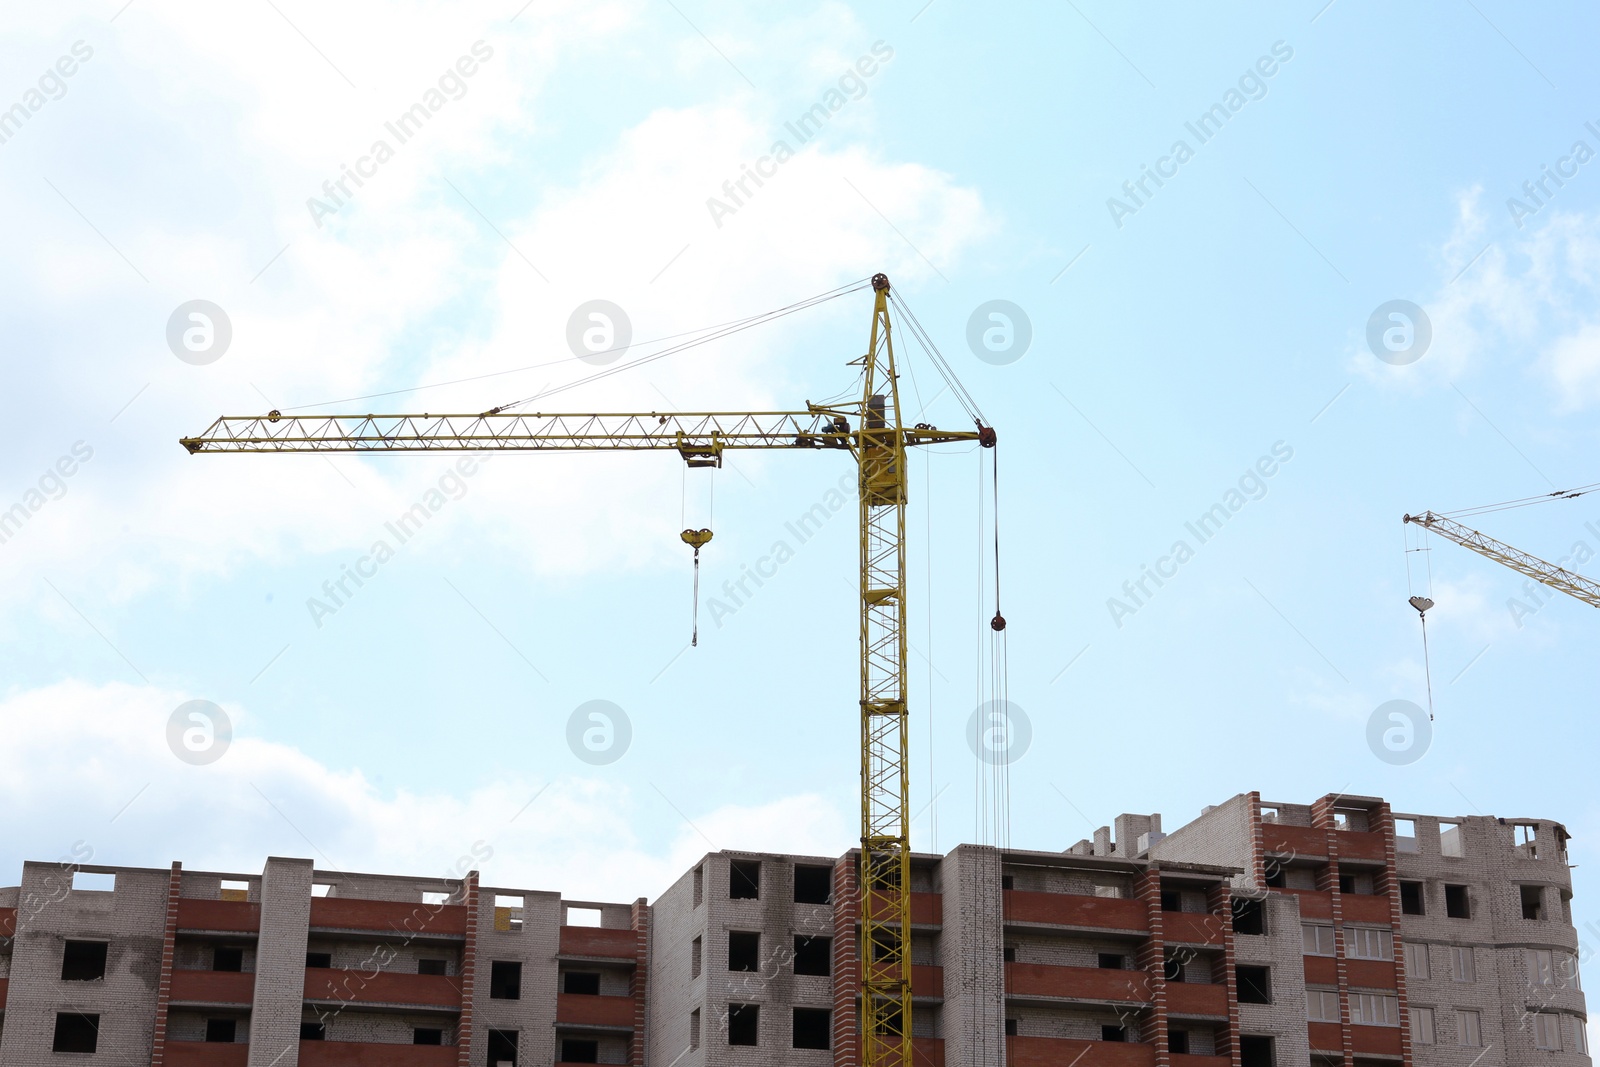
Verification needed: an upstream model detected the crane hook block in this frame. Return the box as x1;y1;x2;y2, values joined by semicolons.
1408;596;1434;616
990;612;1006;632
681;528;714;551
978;425;997;448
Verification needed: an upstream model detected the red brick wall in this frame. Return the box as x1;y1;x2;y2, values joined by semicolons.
833;855;861;1067
456;872;479;1067
630;897;650;1066
149;862;182;1067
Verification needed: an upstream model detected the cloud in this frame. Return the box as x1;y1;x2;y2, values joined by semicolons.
0;3;992;612
1356;190;1600;407
0;679;851;901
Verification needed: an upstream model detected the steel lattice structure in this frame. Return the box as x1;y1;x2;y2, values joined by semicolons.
1403;511;1600;608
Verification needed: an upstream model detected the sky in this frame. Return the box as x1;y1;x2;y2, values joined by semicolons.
3;0;1599;976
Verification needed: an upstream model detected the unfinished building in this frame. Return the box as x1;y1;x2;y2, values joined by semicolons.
0;792;1585;1067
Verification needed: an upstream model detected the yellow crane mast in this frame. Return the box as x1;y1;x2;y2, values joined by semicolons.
1402;511;1600;609
182;273;996;1067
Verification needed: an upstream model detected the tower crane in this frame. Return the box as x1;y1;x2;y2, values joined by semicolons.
1402;511;1600;609
182;273;996;1067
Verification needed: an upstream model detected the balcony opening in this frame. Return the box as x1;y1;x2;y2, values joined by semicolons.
1164;955;1184;981
567;906;601;927
72;871;114;893
52;1013;100;1054
487;1028;518;1064
1093;884;1121;899
495;895;526;932
729;931;761;972
311;882;333;897
1400;881;1425;915
692;936;702;978
419;958;448;976
422;890;451;906
1237;965;1272;1004
213;946;244;973
1439;821;1464;857
1002;875;1015;890
1170;1030;1190;1055
794;1007;831;1049
490;960;523;1000
1233;897;1266;935
1334;809;1369;832
1161;890;1182;912
1521;885;1544;920
795;864;833;904
415;1028;444;1045
693;864;704;907
1263;866;1286;889
205;1019;237;1043
1260;805;1280;822
1005;1019;1018;1037
728;1003;760;1045
300;1022;326;1041
875;1003;905;1038
1514;823;1539;859
1339;874;1355;895
691;1009;702;1050
795;934;832;976
1099;953;1125;970
1395;817;1418;852
220;879;250;901
61;940;108;981
1101;1025;1126;1042
1003;945;1016;963
730;860;761;900
1445;884;1471;919
561;1039;599;1063
305;952;332;969
564;971;601;995
1240;1035;1274;1067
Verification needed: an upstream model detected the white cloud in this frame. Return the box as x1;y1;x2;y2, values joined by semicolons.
0;2;992;610
1356;191;1600;407
0;679;851;901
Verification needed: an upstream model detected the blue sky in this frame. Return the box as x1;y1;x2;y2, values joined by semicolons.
3;0;1598;964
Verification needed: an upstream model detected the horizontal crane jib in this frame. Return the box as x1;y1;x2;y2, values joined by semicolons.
180;412;984;455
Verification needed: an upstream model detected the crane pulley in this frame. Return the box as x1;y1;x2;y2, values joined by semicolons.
182;273;997;1067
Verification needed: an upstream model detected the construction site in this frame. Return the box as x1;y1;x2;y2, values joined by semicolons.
5;8;1599;1067
2;272;1598;1067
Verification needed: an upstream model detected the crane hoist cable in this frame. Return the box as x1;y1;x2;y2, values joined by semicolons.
681;528;713;646
1437;481;1599;520
1403;523;1436;721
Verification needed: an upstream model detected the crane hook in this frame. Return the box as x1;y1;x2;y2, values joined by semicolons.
1408;595;1436;721
681;529;713;646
